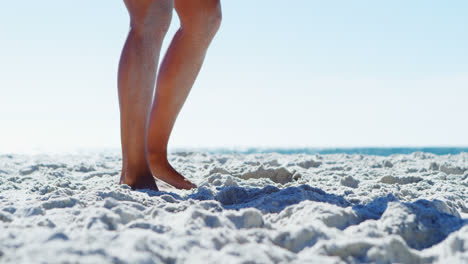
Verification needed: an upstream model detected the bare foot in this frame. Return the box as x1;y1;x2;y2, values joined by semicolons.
120;172;159;191
154;179;179;192
148;158;196;190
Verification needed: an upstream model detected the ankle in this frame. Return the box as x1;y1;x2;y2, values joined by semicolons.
122;166;151;180
147;151;168;165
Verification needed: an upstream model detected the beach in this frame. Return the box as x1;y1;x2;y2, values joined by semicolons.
1;151;468;263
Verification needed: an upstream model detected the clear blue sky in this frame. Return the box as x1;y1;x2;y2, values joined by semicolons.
1;0;467;152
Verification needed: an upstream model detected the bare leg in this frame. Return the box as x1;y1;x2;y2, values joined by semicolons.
118;0;173;190
147;0;222;189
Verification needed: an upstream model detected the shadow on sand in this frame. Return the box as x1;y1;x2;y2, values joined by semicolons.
138;184;467;250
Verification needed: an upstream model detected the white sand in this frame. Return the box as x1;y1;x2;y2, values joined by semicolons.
1;151;468;263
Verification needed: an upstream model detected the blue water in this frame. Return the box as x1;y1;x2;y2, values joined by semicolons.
190;147;468;156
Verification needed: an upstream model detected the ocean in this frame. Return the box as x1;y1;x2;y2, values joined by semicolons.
191;147;468;156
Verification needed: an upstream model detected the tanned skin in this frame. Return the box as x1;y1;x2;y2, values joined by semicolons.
118;0;222;190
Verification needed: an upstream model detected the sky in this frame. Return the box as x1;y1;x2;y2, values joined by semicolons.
1;0;467;153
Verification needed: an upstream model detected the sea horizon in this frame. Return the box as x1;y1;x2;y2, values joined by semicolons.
2;146;468;157
175;147;468;156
